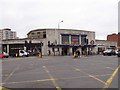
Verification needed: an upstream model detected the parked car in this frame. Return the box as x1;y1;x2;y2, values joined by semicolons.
115;50;118;55
3;52;9;58
19;50;29;57
0;52;3;58
103;49;116;56
117;50;120;57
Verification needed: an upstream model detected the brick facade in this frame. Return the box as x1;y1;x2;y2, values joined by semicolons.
107;33;120;48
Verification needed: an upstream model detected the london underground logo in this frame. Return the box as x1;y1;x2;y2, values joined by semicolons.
90;40;94;45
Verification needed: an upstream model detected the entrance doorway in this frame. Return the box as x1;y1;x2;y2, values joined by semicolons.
81;46;87;55
62;47;69;55
72;47;78;55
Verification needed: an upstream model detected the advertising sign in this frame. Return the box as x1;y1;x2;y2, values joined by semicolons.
71;36;79;44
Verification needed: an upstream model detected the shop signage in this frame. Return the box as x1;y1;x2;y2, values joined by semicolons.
71;36;79;44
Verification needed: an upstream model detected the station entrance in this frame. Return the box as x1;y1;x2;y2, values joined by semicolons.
72;47;78;55
62;47;69;56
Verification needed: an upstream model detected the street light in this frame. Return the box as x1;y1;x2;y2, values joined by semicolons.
58;20;63;29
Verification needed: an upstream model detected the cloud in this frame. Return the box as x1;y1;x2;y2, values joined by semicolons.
0;0;119;40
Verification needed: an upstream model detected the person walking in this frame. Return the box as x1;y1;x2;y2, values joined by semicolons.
77;50;80;58
74;52;77;58
48;50;51;56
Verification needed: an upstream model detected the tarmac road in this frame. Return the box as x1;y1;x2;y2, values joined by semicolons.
1;55;119;89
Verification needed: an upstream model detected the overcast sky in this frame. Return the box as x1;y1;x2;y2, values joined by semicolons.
0;0;119;40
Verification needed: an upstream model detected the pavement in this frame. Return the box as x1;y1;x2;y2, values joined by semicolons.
1;55;119;89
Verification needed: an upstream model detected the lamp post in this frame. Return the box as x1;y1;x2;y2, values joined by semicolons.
57;20;63;56
55;20;64;40
58;20;63;29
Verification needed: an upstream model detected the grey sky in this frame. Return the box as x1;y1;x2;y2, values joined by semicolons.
0;0;119;40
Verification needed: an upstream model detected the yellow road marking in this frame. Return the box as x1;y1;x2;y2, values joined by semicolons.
89;75;106;84
73;67;106;84
1;74;112;85
2;79;53;85
0;87;10;90
56;86;62;90
43;66;61;90
102;64;120;89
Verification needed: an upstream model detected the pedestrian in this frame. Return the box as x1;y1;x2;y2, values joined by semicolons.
77;50;80;58
74;52;77;58
48;50;51;56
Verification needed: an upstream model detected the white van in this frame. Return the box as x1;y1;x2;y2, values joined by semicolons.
19;50;29;57
3;52;9;58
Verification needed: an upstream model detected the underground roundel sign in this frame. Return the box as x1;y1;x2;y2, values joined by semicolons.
90;40;94;45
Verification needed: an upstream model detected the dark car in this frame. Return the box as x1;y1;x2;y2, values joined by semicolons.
103;49;116;56
117;50;120;57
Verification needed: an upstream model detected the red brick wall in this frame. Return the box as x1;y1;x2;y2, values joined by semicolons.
118;33;120;48
107;34;118;41
107;33;120;48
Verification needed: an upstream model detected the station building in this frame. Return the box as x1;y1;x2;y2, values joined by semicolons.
27;28;96;56
2;28;96;56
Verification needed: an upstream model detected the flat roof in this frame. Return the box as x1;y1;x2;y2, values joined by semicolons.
27;28;95;35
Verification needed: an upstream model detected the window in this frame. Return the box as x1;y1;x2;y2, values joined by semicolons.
37;32;40;34
61;35;69;44
37;32;40;38
6;31;8;39
43;32;46;38
20;51;24;53
31;33;34;38
81;36;87;45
